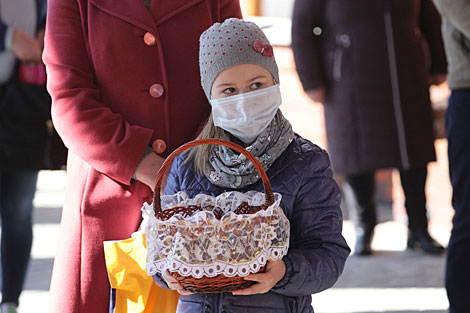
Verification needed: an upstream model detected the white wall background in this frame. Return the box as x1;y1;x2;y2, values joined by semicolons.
240;0;294;18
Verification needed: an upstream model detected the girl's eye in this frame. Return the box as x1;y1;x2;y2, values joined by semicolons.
250;82;262;89
223;87;236;95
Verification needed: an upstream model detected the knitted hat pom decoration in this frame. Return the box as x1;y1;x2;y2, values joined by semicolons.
199;18;280;99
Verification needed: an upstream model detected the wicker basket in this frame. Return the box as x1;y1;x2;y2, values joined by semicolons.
143;138;290;293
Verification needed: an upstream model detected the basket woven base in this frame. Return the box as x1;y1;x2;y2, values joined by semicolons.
171;265;266;294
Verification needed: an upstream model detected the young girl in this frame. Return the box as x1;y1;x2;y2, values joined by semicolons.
153;18;350;312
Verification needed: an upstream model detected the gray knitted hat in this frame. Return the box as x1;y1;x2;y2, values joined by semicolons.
199;18;279;99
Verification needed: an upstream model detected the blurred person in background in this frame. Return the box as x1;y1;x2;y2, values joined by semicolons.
43;0;242;312
0;0;66;312
432;1;470;312
291;0;447;255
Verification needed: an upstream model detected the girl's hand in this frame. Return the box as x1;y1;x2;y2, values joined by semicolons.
161;270;194;295
232;259;286;295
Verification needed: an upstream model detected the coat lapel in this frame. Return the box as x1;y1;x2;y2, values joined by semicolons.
89;0;156;31
150;0;204;26
89;0;205;30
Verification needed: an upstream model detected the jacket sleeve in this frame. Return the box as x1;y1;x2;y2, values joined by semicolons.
432;0;470;39
37;15;46;31
271;150;350;297
0;20;6;51
153;156;183;289
163;156;183;195
152;272;172;290
37;0;47;30
420;0;448;74
43;0;154;185
291;0;326;92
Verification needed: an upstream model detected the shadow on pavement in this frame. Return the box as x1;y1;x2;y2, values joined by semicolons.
23;258;54;291
336;250;446;288
0;258;53;291
33;206;62;224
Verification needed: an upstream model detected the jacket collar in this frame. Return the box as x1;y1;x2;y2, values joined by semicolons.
89;0;204;30
89;0;156;32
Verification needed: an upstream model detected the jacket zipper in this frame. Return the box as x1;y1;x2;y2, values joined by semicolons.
384;8;410;169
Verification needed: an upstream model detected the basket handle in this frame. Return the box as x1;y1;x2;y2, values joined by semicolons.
153;138;274;214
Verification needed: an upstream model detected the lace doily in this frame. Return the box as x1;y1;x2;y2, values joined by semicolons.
142;191;290;278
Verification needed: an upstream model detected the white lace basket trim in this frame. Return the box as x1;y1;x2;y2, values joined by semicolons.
147;246;288;278
142;191;290;278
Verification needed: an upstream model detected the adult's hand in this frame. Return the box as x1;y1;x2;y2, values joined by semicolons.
306;88;326;104
232;259;286;295
11;28;42;63
161;270;194;295
134;152;166;190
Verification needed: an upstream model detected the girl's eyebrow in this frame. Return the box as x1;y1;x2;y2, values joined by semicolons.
214;75;268;88
214;82;233;88
247;75;268;83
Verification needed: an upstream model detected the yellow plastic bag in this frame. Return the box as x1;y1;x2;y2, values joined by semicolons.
104;232;179;313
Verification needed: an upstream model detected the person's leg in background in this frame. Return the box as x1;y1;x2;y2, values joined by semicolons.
445;89;470;313
399;166;444;254
343;172;377;255
0;169;38;313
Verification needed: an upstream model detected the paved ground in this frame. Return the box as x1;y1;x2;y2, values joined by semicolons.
9;47;453;313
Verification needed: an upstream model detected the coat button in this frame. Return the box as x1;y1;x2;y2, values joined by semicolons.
149;84;164;98
144;32;156;46
152;139;167;154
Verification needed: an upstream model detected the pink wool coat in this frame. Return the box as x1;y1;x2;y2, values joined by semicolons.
43;1;242;312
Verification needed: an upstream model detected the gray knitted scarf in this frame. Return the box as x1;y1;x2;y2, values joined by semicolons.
205;110;294;189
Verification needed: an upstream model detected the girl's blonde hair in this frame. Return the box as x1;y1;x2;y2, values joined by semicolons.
184;113;227;175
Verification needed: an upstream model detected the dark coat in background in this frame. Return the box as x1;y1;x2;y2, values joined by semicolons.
0;0;67;171
292;0;447;175
0;65;67;170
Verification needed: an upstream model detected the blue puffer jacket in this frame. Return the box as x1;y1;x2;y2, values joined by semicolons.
154;134;351;313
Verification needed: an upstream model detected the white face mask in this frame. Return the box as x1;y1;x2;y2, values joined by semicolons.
210;84;282;144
